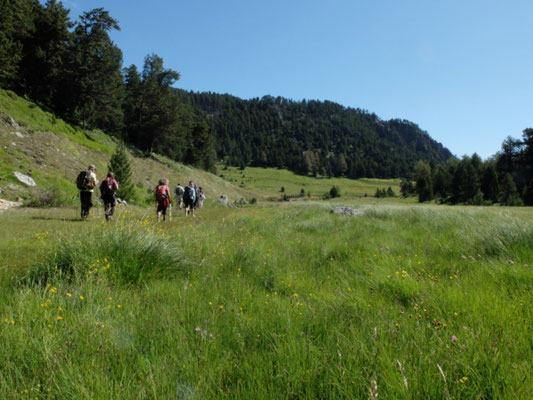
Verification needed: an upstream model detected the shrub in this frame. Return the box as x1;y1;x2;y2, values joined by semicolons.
27;222;190;285
25;176;76;208
329;186;340;198
26;186;69;208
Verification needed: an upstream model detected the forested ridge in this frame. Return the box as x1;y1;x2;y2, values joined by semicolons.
176;90;453;179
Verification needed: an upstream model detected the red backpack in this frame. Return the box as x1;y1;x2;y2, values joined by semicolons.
156;185;168;202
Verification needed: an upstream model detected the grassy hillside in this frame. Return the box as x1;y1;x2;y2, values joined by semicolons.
1;203;532;398
218;164;402;199
0;88;255;205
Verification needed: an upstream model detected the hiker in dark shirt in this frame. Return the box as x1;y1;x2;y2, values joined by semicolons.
183;180;196;217
100;171;119;221
78;164;98;220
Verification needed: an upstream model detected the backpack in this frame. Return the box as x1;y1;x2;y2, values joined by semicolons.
183;185;196;202
100;178;114;197
175;185;184;196
156;185;168;202
76;170;91;190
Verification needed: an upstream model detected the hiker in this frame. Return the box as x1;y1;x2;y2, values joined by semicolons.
100;171;119;221
193;183;200;209
77;164;98;220
155;178;171;221
175;183;184;209
183;180;196;217
196;187;206;209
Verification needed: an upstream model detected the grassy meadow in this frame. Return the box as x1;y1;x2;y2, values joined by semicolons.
218;164;402;199
1;200;532;399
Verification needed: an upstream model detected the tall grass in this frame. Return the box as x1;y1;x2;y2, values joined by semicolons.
27;218;190;285
1;204;532;398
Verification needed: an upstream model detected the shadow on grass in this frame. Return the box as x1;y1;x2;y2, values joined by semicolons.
30;216;84;222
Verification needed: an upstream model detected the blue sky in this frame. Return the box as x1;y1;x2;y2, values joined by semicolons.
63;0;533;159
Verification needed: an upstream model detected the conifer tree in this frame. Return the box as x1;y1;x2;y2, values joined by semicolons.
415;161;433;202
499;173;522;206
109;142;135;201
481;162;499;202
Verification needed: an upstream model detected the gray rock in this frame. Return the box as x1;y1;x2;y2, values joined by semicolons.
218;195;228;206
331;207;360;217
7;184;20;191
15;131;24;138
13;171;36;186
8;117;19;130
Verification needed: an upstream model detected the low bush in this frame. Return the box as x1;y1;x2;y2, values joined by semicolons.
25;186;70;208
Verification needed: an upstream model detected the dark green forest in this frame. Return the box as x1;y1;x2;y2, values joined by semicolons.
411;130;533;206
1;0;531;205
176;90;452;179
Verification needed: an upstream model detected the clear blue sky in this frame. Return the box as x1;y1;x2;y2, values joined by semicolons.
63;0;533;159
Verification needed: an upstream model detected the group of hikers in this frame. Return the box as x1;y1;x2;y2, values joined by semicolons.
76;164;205;221
154;178;205;221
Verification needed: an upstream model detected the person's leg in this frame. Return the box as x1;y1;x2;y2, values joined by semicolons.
80;192;90;219
86;192;93;217
80;192;85;219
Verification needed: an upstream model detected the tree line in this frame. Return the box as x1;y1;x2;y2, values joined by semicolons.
0;0;216;172
176;90;453;179
411;129;533;206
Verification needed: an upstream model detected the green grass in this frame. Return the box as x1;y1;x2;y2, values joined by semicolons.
217;164;402;199
1;202;532;399
0;89;113;154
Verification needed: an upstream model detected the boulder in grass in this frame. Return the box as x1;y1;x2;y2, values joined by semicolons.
0;199;23;213
331;207;360;216
13;171;36;187
218;195;228;206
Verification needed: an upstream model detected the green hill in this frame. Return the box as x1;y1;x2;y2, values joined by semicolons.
0;89;255;205
177;90;454;178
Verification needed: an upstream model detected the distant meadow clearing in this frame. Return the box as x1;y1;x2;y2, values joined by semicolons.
1;201;532;399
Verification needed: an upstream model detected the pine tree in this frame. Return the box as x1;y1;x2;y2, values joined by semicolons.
480;162;499;202
415;161;433;202
499;173;522;206
109;142;135;201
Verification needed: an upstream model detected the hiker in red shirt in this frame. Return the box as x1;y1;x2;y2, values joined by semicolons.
155;178;171;221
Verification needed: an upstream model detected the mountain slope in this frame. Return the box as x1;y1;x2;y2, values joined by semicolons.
177;90;453;179
0;89;255;204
